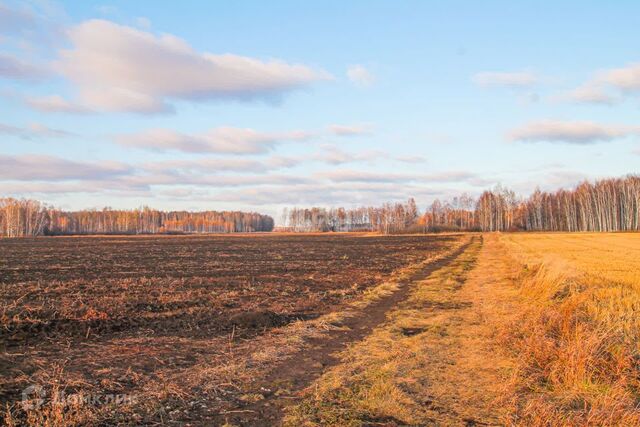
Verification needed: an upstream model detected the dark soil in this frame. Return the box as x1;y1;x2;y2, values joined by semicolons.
0;233;462;425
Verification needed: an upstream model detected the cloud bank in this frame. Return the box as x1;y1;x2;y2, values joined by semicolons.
116;127;312;154
0;155;131;181
25;95;91;113
328;123;373;136
52;19;330;113
508;120;639;144
563;62;640;105
0;53;48;80
0;122;74;138
560;85;619;105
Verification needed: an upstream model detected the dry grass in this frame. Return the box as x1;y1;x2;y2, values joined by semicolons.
7;232;637;425
283;236;509;426
284;233;640;426
502;233;640;286
499;233;640;426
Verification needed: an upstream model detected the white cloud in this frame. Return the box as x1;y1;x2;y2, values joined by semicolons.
561;63;640;105
148;159;264;173
26;123;75;138
0;123;22;135
559;84;619;105
0;149;484;207
0;122;74;138
395;155;427;164
142;157;287;174
116;127;313;154
55;19;330;113
0;155;131;181
347;65;375;87
25;95;91;113
328;123;373;136
473;71;538;88
0;3;36;35
508;120;640;144
0;53;48;79
0;181;101;195
266;155;302;169
598;62;640;92
0;2;67;48
158;187;207;199
125;173;312;188
0;153;306;193
214;182;447;207
314;145;382;165
318;170;478;184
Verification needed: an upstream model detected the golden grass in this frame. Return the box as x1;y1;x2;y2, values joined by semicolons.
499;233;640;426
285;232;640;426
501;232;640;287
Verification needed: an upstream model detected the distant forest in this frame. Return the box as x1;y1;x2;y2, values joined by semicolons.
1;175;638;237
283;175;640;233
0;204;274;237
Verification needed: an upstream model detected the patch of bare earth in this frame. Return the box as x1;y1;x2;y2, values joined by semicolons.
0;234;463;426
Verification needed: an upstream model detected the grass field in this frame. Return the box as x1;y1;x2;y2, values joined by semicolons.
499;233;640;425
282;233;640;426
1;232;639;426
502;233;640;286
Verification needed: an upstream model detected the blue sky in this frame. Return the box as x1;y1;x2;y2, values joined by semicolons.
1;0;639;220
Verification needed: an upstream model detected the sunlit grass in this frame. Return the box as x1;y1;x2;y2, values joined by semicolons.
499;233;640;426
502;233;640;286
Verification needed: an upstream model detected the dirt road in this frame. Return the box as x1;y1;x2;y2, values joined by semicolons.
214;238;476;426
198;234;521;426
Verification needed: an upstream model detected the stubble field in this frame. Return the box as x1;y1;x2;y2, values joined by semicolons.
0;233;461;426
2;232;639;426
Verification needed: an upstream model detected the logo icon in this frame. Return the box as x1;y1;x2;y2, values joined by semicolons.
21;385;46;410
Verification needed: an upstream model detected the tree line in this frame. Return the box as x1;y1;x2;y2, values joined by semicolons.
0;199;274;237
2;174;638;237
512;175;639;232
283;175;640;233
281;198;419;233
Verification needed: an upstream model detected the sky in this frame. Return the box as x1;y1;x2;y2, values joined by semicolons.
1;0;639;221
